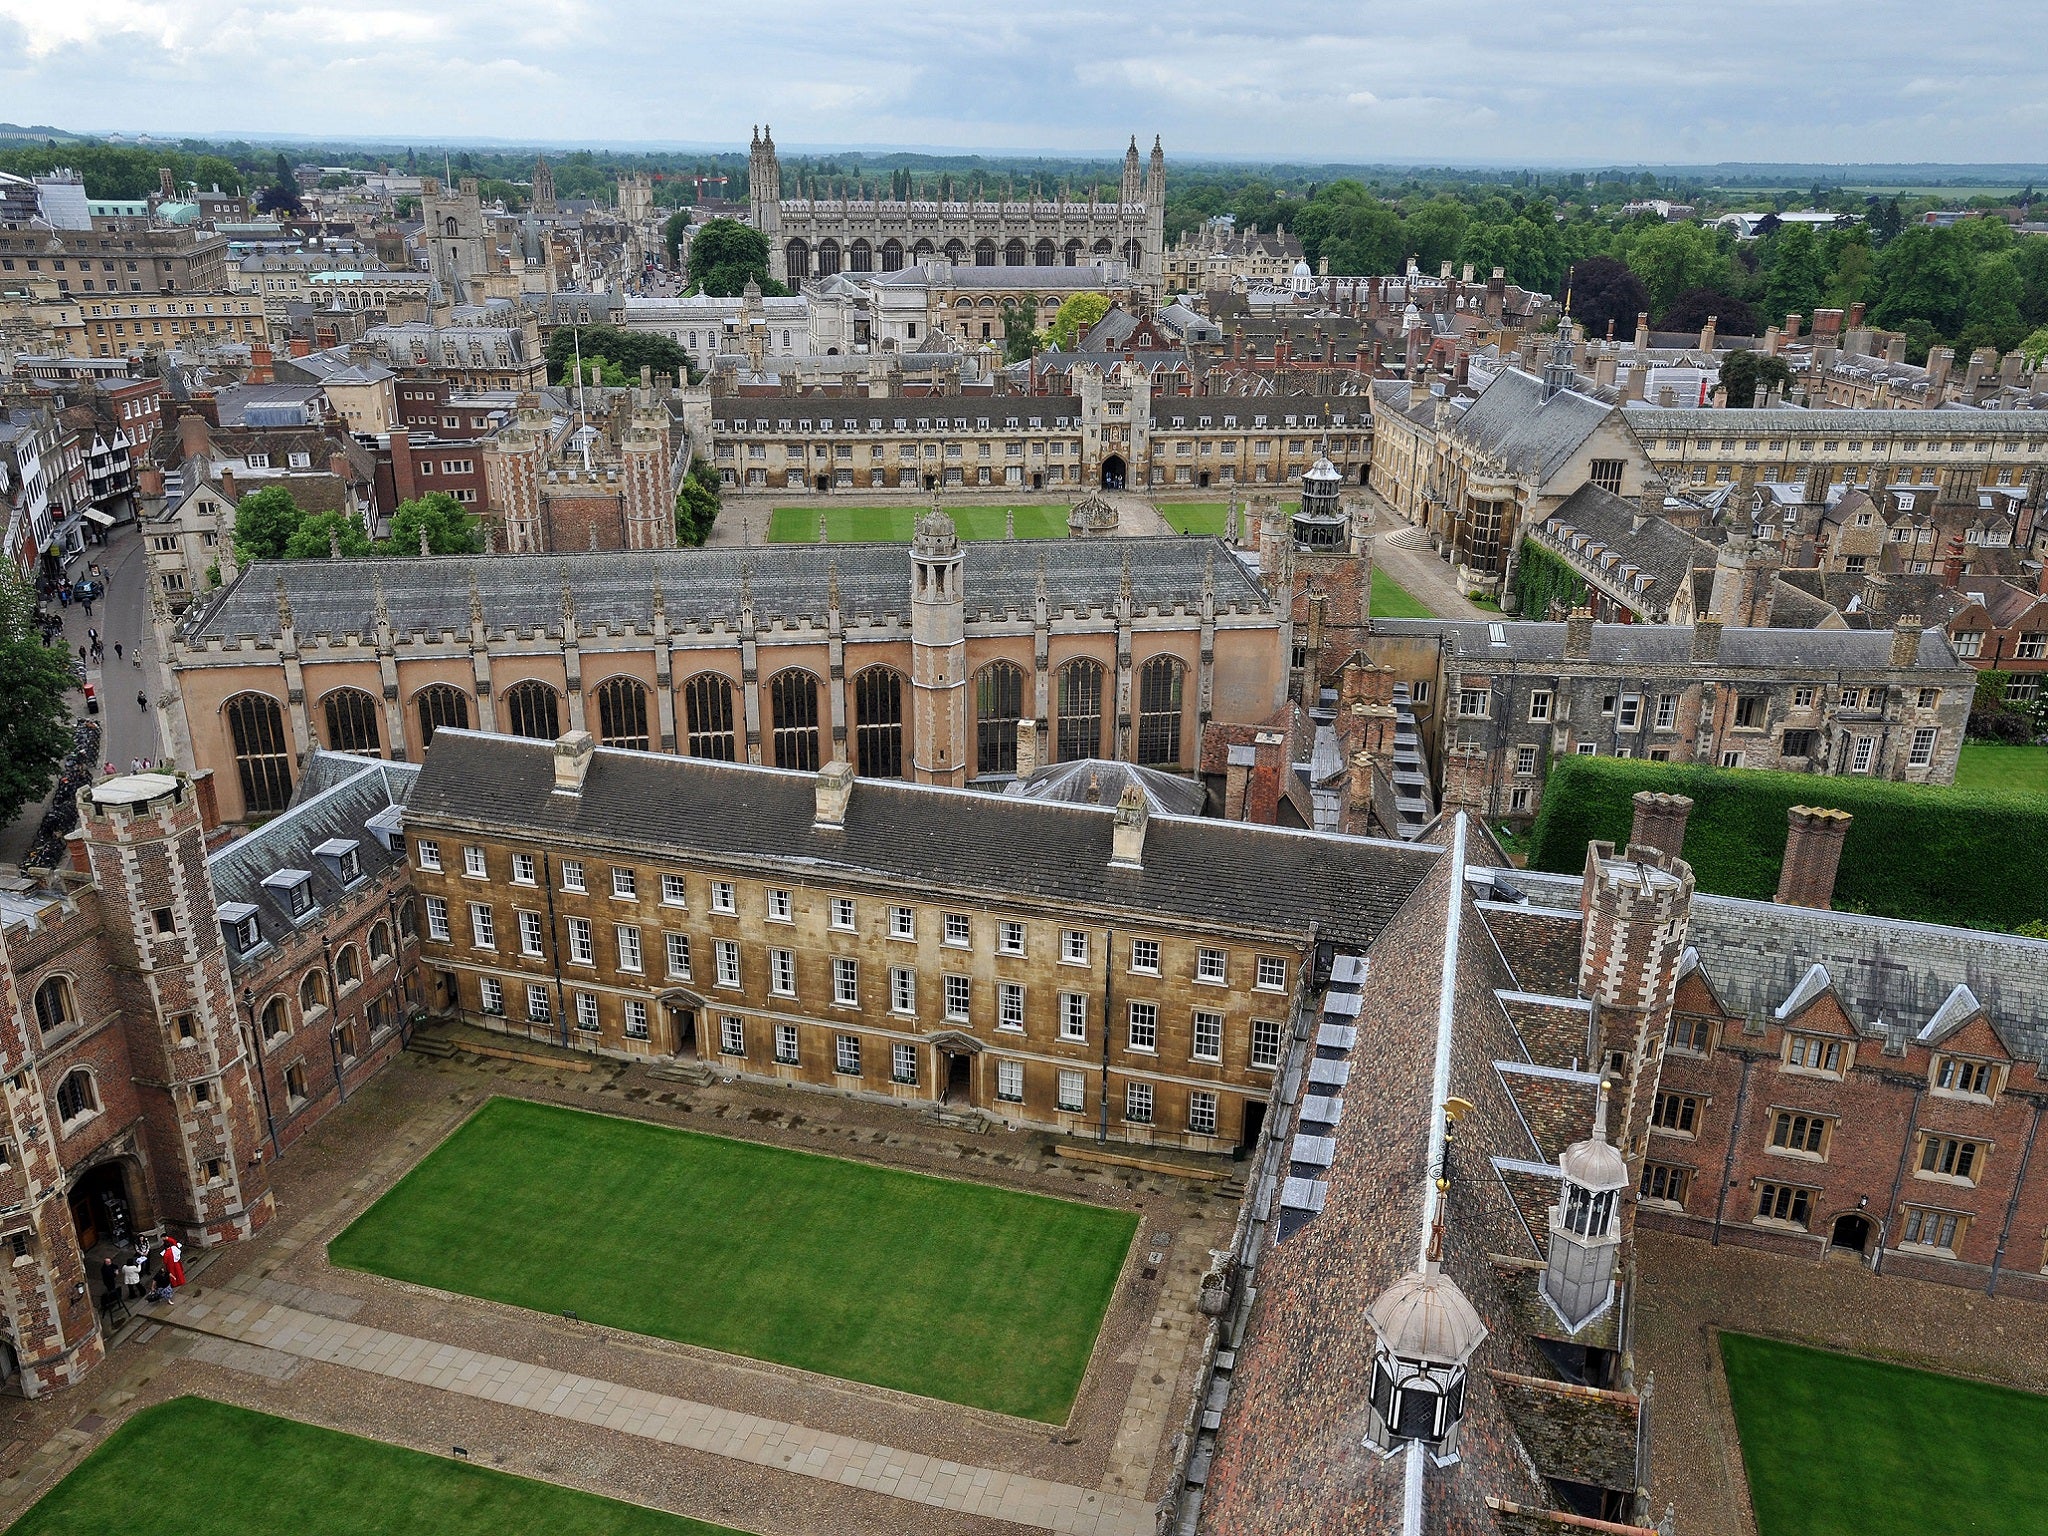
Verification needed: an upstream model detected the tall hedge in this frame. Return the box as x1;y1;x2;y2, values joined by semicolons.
1522;755;2047;932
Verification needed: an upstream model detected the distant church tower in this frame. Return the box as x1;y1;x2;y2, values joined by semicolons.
750;126;783;283
531;157;557;219
908;507;968;786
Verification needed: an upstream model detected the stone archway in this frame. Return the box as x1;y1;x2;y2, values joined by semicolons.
1101;454;1127;491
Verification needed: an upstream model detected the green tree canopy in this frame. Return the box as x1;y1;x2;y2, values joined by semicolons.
382;491;482;555
1047;292;1111;351
230;486;305;563
686;218;787;297
663;209;691;267
542;325;695;386
281;510;374;561
1718;348;1794;408
1000;300;1041;364
0;572;78;825
674;456;721;547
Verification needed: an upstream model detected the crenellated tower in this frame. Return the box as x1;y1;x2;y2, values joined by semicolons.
908;507;968;786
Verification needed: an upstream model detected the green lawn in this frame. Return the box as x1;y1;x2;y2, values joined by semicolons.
1956;741;2048;795
332;1098;1135;1421
1721;1333;2048;1536
1156;500;1300;535
1370;569;1436;619
13;1396;746;1536
766;504;1071;542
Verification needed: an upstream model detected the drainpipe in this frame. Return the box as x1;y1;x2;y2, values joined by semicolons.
1987;1095;2044;1296
1873;1085;1927;1277
540;850;570;1047
385;886;415;1044
241;985;279;1157
1709;1055;1756;1245
320;934;347;1104
1097;924;1116;1144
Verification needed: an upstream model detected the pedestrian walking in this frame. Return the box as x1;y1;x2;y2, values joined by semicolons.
90;641;102;662
137;690;149;712
103;761;115;777
99;1255;118;1297
114;641;123;661
163;1235;185;1287
57;587;70;609
77;644;86;664
81;597;93;617
86;627;97;644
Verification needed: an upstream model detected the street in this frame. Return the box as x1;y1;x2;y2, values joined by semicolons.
0;520;170;868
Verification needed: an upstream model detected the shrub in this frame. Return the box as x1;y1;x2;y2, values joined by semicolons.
1522;754;2046;932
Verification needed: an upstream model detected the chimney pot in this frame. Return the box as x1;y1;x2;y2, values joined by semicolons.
1565;607;1594;659
552;729;596;794
1013;718;1039;779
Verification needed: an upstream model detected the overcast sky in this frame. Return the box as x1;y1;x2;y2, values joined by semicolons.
1;0;2040;165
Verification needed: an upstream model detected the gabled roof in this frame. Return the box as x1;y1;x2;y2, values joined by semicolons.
1446;368;1621;485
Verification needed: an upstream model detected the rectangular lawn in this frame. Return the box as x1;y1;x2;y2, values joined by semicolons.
1955;741;2048;795
1720;1332;2048;1536
14;1396;746;1536
1370;569;1436;619
767;504;1070;542
332;1098;1136;1421
1157;500;1299;535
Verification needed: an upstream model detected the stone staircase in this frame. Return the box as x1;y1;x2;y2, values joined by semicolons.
648;1059;717;1087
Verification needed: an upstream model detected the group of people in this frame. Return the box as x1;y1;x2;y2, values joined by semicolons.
97;1234;185;1315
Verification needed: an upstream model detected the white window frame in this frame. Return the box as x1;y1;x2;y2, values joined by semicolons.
462;844;487;878
832;956;859;1006
996;1059;1024;1103
1131;938;1161;975
943;973;971;1022
561;859;586;893
469;902;495;950
661;872;688;907
715;939;741;989
1057;1068;1086;1112
517;909;544;957
1062;929;1089;964
769;947;796;997
1128;1000;1159;1053
424;895;450;941
1254;955;1287;992
889;904;916;940
1192;1010;1222;1063
616;924;642;974
1196;947;1226;984
998;981;1025;1033
567;916;594;966
998;920;1026;956
831;896;857;931
712;880;736;914
1125;1081;1154;1124
665;931;692;979
1251;1017;1283;1069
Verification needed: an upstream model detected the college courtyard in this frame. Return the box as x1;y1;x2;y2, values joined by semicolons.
5;1031;2048;1534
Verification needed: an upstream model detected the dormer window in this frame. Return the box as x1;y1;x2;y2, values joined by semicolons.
1784;1033;1848;1078
365;804;404;851
312;838;362;886
262;869;315;920
1933;1055;1996;1101
219;902;263;952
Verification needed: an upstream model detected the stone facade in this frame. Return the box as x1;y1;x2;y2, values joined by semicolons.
751;127;1167;296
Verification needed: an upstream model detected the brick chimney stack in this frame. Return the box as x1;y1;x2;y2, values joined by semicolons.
1246;730;1286;825
1690;614;1723;664
1565;606;1594;659
1943;534;1967;586
1889;616;1923;670
1013;718;1039;779
1776;806;1852;909
1628;791;1693;861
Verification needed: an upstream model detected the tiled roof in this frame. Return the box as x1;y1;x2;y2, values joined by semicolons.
1371;617;1966;673
184;536;1271;643
1625;404;2048;435
1537;485;1706;609
1447;368;1619;484
711;395;1081;426
406;731;1438;950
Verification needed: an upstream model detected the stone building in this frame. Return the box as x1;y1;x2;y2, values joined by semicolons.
419;177;493;304
161;525;1287;824
403;727;1435;1151
480;378;685;554
0;225;231;298
750;127;1167;295
707;366;1370;494
1366;612;1972;825
0;754;420;1395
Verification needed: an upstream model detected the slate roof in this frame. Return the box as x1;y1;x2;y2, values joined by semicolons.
711;395;1081;428
406;731;1438;950
208;753;418;972
1370;617;1965;673
867;263;1129;291
1624;404;2048;436
1536;484;1705;610
184;536;1271;643
1447;368;1620;484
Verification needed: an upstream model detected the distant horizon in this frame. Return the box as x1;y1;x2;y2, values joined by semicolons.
0;3;2037;165
7;123;2046;185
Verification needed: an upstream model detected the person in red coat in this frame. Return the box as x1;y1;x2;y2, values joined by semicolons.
162;1236;185;1287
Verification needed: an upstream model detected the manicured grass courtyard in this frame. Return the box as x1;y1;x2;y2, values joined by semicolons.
1955;740;2048;795
1156;500;1299;534
13;1396;746;1536
332;1098;1136;1421
1369;569;1436;619
1720;1333;2048;1536
766;504;1071;542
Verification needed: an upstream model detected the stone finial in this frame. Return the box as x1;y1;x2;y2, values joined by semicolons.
739;559;755;624
588;526;600;551
1202;547;1217;604
328;525;342;559
819;511;830;544
826;559;841;615
560;573;577;635
468;568;485;629
419;525;432;558
372;572;391;633
1225;495;1239;543
1005;506;1016;541
149;568;172;624
1119;546;1134;608
650;577;666;628
274;575;293;631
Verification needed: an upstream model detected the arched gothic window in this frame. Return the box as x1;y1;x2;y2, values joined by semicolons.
32;976;76;1041
975;662;1025;776
322;687;381;755
816;238;841;277
502;680;561;740
1064;238;1083;266
593;675;650;750
415;684;469;747
1004;237;1027;265
1034;238;1056;267
300;969;328;1015
681;673;737;761
225;693;294;815
785;239;811;279
1056;660;1105;762
942;238;966;263
853;667;906;779
261;996;289;1042
882;239;905;271
769;670;822;771
55;1069;97;1123
849;239;872;272
973;238;997;267
1135;656;1187;766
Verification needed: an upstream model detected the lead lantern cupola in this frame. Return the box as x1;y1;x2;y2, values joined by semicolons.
1363;1252;1488;1463
1541;1080;1629;1331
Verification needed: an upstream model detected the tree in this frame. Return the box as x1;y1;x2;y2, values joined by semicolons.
1761;224;1827;325
382;492;481;555
999;300;1041;364
255;182;304;217
1047;292;1111;351
1657;288;1759;336
231;487;305;564
1563;256;1649;342
686;218;786;297
663;208;691;267
1620;221;1730;315
0;572;77;826
542;325;695;386
2018;327;2048;371
674;457;721;546
282;510;374;561
1717;348;1794;408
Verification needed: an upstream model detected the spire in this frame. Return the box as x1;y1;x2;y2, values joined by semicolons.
1543;290;1578;401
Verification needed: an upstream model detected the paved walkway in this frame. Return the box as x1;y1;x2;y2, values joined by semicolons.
162;1282;1158;1536
1357;488;1492;621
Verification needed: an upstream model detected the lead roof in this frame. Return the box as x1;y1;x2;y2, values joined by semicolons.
1370;616;1963;671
